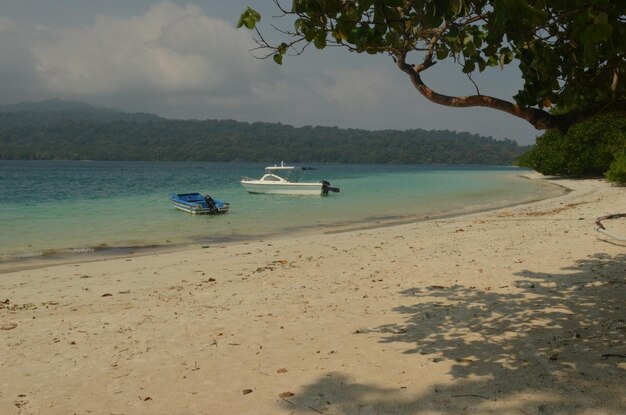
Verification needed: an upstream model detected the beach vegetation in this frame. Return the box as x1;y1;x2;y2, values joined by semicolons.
605;154;626;185
239;1;625;133
517;115;626;182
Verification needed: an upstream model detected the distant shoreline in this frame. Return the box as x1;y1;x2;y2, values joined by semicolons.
1;99;527;164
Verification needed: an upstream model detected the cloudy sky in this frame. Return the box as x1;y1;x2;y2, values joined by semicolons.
0;0;541;144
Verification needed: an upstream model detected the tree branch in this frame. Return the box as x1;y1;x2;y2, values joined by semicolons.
396;54;555;130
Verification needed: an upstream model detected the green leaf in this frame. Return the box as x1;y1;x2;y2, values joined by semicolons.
304;29;315;42
313;33;327;49
237;7;261;30
273;53;283;65
277;43;288;54
462;60;475;73
436;46;449;60
294;18;305;34
477;57;486;72
450;0;466;15
583;22;614;44
583;43;598;67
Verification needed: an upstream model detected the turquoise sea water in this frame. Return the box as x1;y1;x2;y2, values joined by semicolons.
0;161;563;263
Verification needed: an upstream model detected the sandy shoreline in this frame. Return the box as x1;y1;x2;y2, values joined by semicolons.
1;175;625;414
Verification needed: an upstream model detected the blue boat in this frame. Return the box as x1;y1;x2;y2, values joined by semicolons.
169;193;229;215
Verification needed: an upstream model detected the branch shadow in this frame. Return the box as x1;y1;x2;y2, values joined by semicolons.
280;253;626;414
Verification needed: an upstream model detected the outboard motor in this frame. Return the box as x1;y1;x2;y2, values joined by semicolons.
321;180;340;195
204;194;219;213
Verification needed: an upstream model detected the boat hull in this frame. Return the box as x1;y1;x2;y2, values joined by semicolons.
169;193;229;214
241;180;323;195
170;200;229;214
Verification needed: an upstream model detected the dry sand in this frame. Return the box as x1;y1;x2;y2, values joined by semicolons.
1;175;625;415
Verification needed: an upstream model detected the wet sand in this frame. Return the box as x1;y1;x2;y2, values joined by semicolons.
1;175;625;414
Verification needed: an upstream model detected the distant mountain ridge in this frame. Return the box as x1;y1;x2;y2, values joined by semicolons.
0;98;107;113
0;99;528;164
0;99;160;125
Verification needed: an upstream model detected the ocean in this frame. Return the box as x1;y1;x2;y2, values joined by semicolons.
0;160;564;264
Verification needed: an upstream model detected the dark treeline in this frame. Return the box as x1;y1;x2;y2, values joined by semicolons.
0;100;528;164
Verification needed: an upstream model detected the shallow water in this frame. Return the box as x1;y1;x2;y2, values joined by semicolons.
0;161;563;262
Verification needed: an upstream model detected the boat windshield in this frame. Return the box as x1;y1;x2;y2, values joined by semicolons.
263;162;315;182
264;168;306;182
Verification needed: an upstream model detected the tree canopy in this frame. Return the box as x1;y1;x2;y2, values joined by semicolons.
239;0;625;132
516;114;626;182
0;101;526;164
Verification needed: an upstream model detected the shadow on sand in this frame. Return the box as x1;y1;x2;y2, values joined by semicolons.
279;253;626;414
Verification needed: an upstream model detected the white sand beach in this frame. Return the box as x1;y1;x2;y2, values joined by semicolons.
1;175;625;414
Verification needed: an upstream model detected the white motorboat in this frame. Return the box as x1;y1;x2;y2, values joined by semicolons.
241;162;340;195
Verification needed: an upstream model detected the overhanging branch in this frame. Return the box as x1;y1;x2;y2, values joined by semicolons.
396;55;557;130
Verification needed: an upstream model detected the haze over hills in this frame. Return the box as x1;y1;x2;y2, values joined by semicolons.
0;99;160;126
0;99;529;164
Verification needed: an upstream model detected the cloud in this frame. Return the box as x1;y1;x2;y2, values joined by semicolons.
0;16;45;101
0;2;263;99
0;1;539;143
276;65;412;129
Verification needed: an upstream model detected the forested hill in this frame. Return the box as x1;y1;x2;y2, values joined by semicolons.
0;100;528;164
